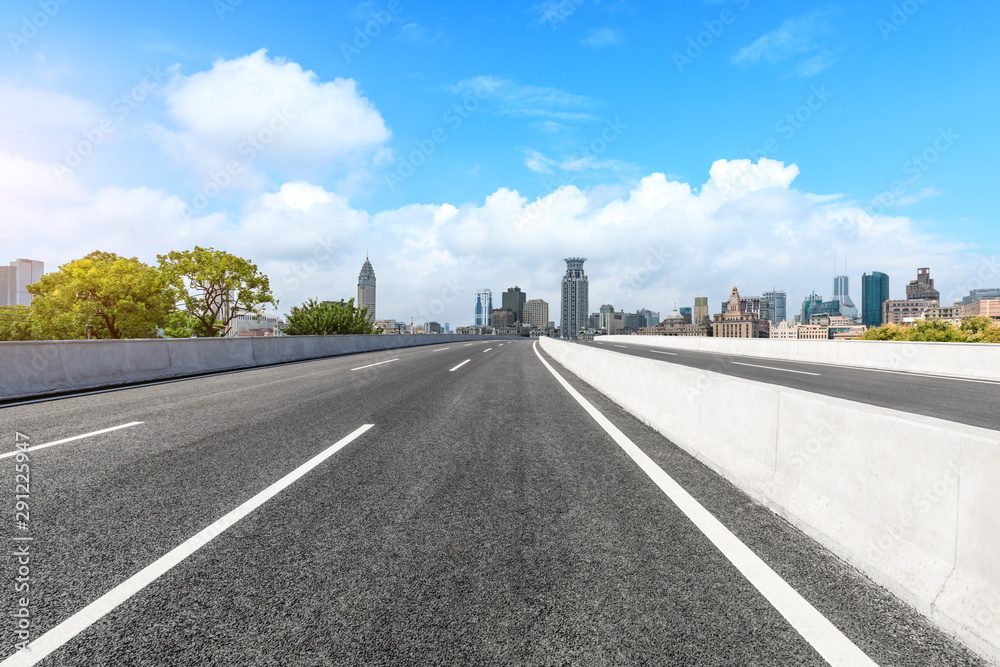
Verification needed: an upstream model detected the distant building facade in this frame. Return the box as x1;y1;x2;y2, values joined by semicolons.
800;291;823;323
475;288;493;326
490;307;516;329
832;275;858;320
906;267;940;302
763;291;787;322
560;257;589;340
0;259;44;307
357;256;376;321
861;272;890;328
963;298;1000;320
883;298;939;325
961;288;1000;306
713;288;759;338
523;299;549;329
693;297;709;324
640;307;711;336
503;287;526;323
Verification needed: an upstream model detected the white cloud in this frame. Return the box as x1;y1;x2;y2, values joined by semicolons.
0;82;103;162
150;49;390;176
447;76;602;123
732;9;841;77
524;149;634;175
581;29;622;48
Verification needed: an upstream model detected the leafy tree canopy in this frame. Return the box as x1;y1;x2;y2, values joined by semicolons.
284;298;375;336
158;247;276;337
26;251;176;339
861;317;1000;343
0;305;32;341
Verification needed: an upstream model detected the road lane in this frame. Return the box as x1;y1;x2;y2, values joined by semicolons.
0;340;985;665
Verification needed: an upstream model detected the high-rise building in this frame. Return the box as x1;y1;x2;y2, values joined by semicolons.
523;299;549;329
801;291;823;323
640;308;660;327
832;276;858;320
679;307;693;324
502;286;526;323
861;272;890;327
1;259;44;307
906;267;940;302
713;287;759;338
474;288;493;326
599;304;625;334
560;257;588;339
490;307;516;329
357;256;376;321
763;290;787;323
693;297;709;324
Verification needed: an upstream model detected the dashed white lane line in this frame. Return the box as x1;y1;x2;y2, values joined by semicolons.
433;348;450;352
350;359;399;371
0;423;144;460
532;342;877;667
449;360;471;372
614;345;627;349
0;424;375;667
732;361;820;377
483;348;493;353
649;350;678;356
464;343;475;346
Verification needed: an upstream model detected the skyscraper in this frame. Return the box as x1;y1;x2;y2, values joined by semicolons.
832;276;858;320
861;272;890;327
763;290;787;323
1;259;44;307
694;297;709;324
523;299;549;329
502;286;526;323
474;288;493;326
357;256;376;321
560;257;588;339
801;291;823;323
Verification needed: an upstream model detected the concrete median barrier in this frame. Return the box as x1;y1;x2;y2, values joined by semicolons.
539;336;1000;664
0;334;511;402
602;334;1000;381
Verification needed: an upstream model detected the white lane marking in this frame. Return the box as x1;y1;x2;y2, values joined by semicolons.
0;424;374;667
464;343;474;346
532;343;877;667
498;344;504;346
449;360;471;372
649;350;678;356
844;366;1000;385
433;348;450;352
350;359;399;371
614;345;627;348
0;423;144;460
483;348;493;353
732;362;820;377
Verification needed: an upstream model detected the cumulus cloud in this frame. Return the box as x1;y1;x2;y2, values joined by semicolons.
3;153;979;328
149;49;390;177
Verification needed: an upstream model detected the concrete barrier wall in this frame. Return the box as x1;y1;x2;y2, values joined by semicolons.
602;335;1000;381
539;337;1000;664
0;334;510;402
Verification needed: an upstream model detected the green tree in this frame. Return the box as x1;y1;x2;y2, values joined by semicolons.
284;298;375;335
0;305;33;341
158;247;276;337
26;251;176;339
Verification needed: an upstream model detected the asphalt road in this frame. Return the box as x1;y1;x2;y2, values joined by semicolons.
0;340;986;665
585;338;1000;430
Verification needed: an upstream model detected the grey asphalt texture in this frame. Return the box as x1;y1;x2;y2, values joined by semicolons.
585;339;1000;430
0;340;988;665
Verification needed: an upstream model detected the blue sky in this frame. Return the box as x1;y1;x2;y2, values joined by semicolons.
1;0;997;325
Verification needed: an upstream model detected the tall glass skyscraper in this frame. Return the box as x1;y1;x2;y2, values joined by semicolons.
560;258;588;339
861;272;890;327
832;276;858;320
763;290;787;322
474;288;493;326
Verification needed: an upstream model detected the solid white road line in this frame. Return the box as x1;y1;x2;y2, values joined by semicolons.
350;359;399;371
732;361;820;377
0;423;144;460
0;424;374;667
532;343;877;667
449;360;471;372
433;348;450;352
649;350;678;356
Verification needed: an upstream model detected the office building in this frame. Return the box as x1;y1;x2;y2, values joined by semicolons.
357;256;376;321
638;308;660;327
474;288;493;327
961;288;1000;306
906;267;940;302
640;307;711;337
502;286;526;323
963;299;1000;320
861;272;890;328
491;307;516;329
713;287;759;338
763;291;787;323
832;276;858;320
679;307;693;324
882;299;939;325
693;297;709;324
1;259;44;307
560;258;589;340
523;299;549;329
599;304;625;334
801;291;823;323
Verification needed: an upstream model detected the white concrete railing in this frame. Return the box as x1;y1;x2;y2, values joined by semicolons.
0;334;510;402
539;337;1000;665
601;335;1000;381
